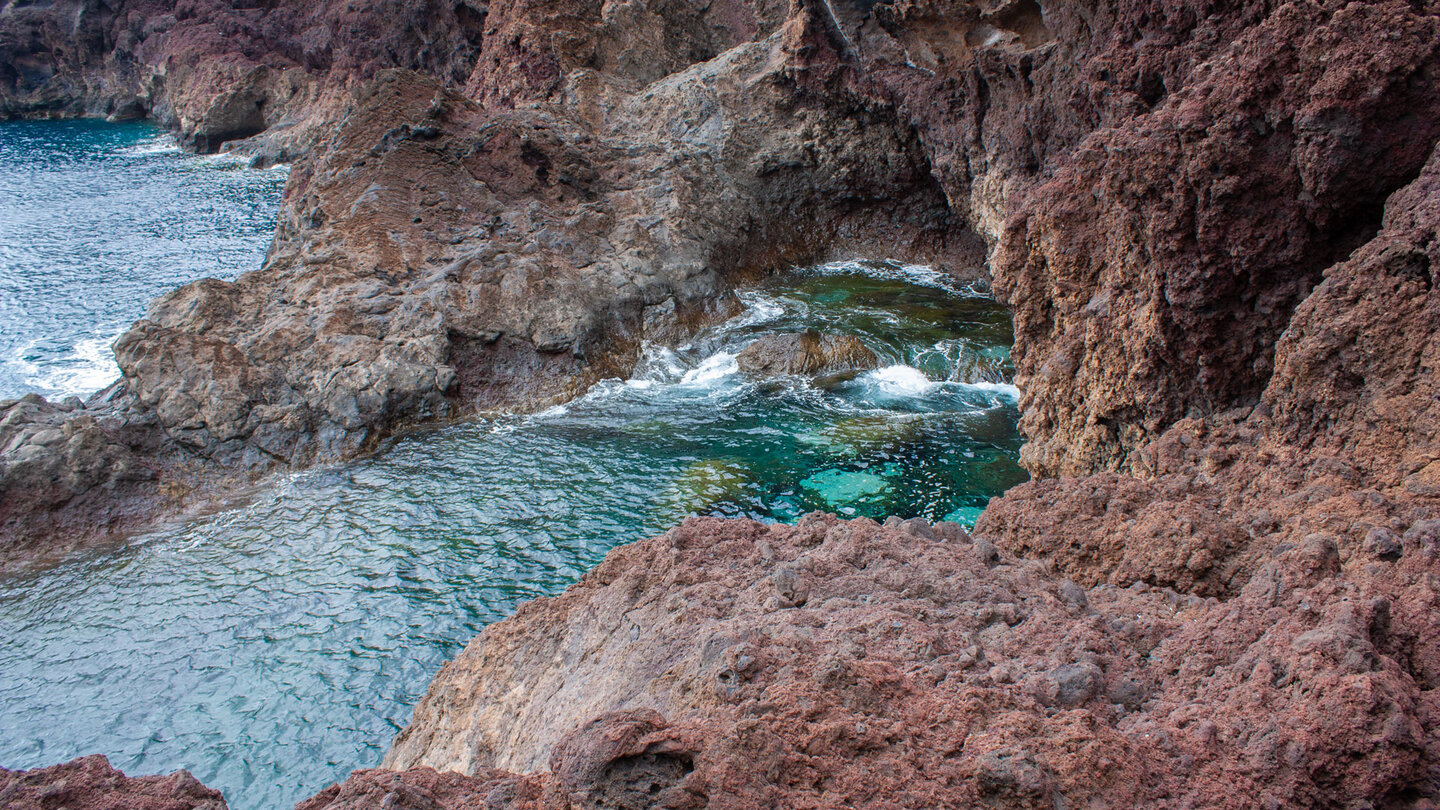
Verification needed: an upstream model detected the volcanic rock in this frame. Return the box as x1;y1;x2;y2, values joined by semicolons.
0;755;227;809
0;0;488;156
735;330;879;377
375;513;1437;807
1;0;1439;804
978;143;1440;597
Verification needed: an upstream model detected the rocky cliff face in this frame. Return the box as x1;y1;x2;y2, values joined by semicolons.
2;0;1439;805
0;0;485;152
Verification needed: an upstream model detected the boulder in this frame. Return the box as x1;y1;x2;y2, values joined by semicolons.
735;331;879;378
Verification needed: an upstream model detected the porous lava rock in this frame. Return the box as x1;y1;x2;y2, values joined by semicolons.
990;0;1440;479
295;766;555;810
735;330;879;377
365;514;1437;808
978;141;1440;598
0;755;227;809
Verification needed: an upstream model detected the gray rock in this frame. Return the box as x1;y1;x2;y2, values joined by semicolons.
1363;527;1403;561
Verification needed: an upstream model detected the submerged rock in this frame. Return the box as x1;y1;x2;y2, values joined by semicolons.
735;331;880;378
797;414;928;456
798;468;888;506
657;458;752;521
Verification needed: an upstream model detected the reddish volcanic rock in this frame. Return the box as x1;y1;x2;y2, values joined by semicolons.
376;514;1438;808
0;755;227;809
984;0;1440;479
978;142;1440;597
296;767;557;810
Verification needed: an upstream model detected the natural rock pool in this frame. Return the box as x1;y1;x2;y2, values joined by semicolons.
0;123;1026;809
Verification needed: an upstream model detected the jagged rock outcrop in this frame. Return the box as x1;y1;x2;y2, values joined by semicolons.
978;141;1440;597
0;391;171;569
0;755;228;809
109;45;964;467
990;0;1440;479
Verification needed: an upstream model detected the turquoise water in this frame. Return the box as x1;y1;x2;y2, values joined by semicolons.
0;120;285;399
0;121;1026;810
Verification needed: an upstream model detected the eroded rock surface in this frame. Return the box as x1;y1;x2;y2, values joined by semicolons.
0;0;486;155
978;142;1440;598
372;514;1437;808
0;755;227;809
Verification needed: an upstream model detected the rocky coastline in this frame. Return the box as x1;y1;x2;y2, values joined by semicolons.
2;0;1438;806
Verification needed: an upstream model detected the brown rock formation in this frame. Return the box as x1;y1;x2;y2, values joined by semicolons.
978;141;1440;597
735;330;879;377
992;0;1440;479
370;514;1437;808
0;755;228;809
0;0;486;155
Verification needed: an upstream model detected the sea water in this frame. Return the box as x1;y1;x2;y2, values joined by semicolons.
0;120;285;399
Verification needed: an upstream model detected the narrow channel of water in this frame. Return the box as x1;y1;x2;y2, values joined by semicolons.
0;121;1026;810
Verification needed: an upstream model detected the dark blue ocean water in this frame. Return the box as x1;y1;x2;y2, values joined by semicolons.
0;122;1026;810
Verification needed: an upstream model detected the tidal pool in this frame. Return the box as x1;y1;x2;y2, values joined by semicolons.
0;117;1025;810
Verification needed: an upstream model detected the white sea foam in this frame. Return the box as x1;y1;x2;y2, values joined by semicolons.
732;292;787;327
631;344;686;383
16;333;123;399
864;364;938;397
679;352;738;386
961;381;1021;399
812;259;987;296
119;135;181;157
